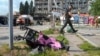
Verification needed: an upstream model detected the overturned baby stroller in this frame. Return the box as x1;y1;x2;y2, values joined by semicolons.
14;26;70;52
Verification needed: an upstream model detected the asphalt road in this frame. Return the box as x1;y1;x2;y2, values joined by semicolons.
0;25;51;45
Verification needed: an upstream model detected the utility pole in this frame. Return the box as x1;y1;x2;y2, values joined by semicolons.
8;0;13;50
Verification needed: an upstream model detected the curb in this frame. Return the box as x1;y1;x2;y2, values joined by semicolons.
76;33;99;47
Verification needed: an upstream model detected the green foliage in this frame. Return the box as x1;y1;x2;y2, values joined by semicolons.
79;41;100;56
30;49;67;56
29;1;35;16
56;35;69;44
42;29;54;35
74;54;80;56
29;1;33;15
86;49;100;56
19;2;25;14
90;0;100;16
24;1;29;14
79;41;95;51
19;1;35;15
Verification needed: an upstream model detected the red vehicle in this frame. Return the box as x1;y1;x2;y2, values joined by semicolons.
16;15;34;26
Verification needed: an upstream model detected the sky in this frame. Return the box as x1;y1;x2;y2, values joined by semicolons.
0;0;34;15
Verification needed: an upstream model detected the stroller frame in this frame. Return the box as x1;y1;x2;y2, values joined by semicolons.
14;26;70;52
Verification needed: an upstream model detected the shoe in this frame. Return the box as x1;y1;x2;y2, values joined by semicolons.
60;30;64;34
72;30;78;33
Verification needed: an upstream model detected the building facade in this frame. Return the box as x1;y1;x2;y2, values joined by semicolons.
34;0;89;16
66;0;89;13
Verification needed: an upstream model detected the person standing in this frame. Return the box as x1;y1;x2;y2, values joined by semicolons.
94;16;99;28
16;17;25;30
60;5;78;33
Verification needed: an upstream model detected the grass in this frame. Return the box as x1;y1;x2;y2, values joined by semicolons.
74;54;80;56
42;28;54;35
30;49;68;56
0;41;31;56
56;35;69;44
0;44;10;55
79;41;100;56
79;41;95;51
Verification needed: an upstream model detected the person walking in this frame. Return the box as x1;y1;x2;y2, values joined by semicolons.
60;5;78;33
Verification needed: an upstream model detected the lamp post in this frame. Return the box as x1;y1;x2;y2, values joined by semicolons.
8;0;13;50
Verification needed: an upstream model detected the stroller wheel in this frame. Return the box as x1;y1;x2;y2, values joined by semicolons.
65;46;70;51
38;47;43;52
38;46;44;52
14;35;23;40
14;36;19;40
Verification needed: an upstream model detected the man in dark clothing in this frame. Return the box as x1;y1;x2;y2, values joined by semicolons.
60;5;78;33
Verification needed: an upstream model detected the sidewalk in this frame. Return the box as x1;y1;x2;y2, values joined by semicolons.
64;33;85;56
77;28;100;47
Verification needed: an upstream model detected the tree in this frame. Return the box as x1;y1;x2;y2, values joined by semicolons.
29;0;33;15
90;0;100;16
29;1;35;16
19;2;24;14
31;7;35;16
24;1;29;14
19;1;35;15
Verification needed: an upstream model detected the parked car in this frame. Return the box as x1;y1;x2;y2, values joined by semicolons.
0;16;8;25
16;15;34;26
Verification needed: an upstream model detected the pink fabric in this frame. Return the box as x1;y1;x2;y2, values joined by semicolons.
88;16;95;25
38;34;61;49
38;34;45;45
50;41;61;49
89;18;95;25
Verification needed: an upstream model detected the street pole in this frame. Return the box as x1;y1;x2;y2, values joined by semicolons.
8;0;13;50
52;13;55;30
